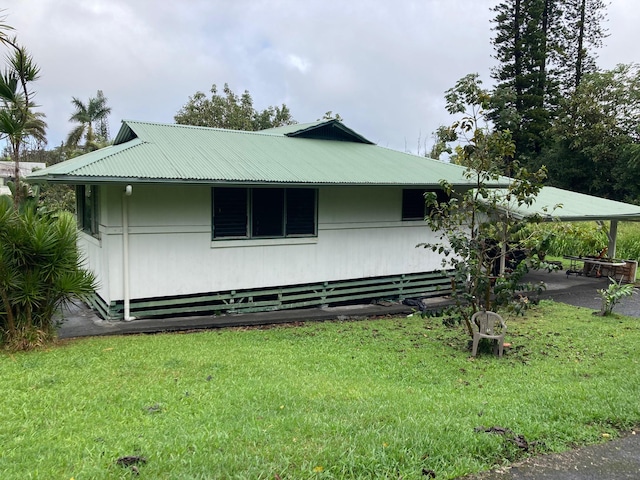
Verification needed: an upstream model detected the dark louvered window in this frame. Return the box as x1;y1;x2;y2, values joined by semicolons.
212;187;317;240
402;189;449;220
213;187;248;238
253;188;284;237
286;188;316;235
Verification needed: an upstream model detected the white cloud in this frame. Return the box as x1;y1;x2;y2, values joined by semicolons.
286;54;311;74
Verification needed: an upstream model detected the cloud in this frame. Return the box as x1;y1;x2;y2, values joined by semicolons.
286;54;311;74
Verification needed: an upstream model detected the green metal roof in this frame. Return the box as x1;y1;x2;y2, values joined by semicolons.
506;186;640;222
28;119;506;187
27;119;640;222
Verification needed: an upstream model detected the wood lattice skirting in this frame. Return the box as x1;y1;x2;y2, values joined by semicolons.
88;270;454;321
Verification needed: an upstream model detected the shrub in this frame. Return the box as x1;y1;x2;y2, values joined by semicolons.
597;277;636;316
0;196;96;350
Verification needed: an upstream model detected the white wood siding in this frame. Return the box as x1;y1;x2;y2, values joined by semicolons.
79;184;443;303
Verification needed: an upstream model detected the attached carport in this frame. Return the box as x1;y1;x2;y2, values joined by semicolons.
506;186;640;258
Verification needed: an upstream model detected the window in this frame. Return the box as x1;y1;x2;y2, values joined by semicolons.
253;188;284;237
286;188;316;235
212;187;317;239
213;187;248;237
77;185;100;237
402;189;448;220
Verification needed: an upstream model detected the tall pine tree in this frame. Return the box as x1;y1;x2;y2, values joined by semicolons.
490;0;562;166
489;0;606;168
558;0;608;92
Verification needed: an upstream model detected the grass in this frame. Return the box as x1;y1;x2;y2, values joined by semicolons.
2;301;640;479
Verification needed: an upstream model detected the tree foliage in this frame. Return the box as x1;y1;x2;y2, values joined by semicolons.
174;83;295;131
489;0;608;166
423;74;550;336
0;28;47;208
445;0;640;205
558;0;608;92
318;111;343;122
543;64;640;201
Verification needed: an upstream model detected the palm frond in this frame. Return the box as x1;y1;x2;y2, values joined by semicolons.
65;125;85;149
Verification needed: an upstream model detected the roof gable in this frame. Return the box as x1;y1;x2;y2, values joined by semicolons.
113;122;137;144
261;120;374;144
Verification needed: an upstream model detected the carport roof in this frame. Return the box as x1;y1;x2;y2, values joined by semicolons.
507;186;640;222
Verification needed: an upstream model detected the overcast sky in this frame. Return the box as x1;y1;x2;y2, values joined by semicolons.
5;0;640;155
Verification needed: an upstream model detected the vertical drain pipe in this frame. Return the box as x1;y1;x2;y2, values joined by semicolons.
122;185;135;321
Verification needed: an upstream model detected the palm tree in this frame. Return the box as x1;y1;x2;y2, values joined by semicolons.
66;90;111;152
0;45;47;208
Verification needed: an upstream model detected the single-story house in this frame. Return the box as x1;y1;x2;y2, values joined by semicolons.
29;119;640;320
28;119;508;320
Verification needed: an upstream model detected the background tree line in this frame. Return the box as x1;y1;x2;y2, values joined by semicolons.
434;0;640;204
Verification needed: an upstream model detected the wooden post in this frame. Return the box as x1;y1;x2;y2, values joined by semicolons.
608;220;618;259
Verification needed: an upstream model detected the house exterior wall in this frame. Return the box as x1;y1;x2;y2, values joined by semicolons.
78;184;443;304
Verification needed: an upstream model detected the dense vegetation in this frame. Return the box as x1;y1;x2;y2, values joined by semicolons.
434;1;640;205
529;221;640;261
174;82;296;130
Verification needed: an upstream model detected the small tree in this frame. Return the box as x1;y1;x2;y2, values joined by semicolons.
423;74;551;337
596;277;635;316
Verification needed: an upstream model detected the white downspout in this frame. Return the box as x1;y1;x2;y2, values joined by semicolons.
122;184;135;321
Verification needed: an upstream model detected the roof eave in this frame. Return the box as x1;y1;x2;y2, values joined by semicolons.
26;175;504;188
512;212;640;222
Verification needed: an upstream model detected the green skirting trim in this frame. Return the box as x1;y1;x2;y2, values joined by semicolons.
97;270;454;320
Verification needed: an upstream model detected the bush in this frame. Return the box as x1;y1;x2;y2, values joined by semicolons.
0;196;96;350
597;277;636;316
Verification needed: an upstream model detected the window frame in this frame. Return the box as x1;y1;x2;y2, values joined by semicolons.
212;187;317;240
401;188;449;221
76;184;100;238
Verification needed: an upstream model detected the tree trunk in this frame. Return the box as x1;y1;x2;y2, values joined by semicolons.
575;0;587;90
514;0;523;111
1;288;16;334
538;0;551;107
11;140;21;208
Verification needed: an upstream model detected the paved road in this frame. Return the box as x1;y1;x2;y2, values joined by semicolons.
457;430;640;479
528;269;640;317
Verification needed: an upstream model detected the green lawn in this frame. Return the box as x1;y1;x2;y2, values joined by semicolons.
2;301;639;479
